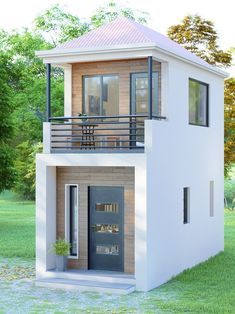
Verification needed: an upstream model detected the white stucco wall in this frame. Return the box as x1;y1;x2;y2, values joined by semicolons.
36;153;149;291
37;53;225;292
144;56;224;290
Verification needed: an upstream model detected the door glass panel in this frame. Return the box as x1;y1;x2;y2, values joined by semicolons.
92;224;119;233
95;202;118;213
132;73;159;115
102;76;119;116
136;77;148;89
135;78;148;113
84;75;119;118
84;77;101;116
131;73;159;145
96;245;119;255
69;186;78;256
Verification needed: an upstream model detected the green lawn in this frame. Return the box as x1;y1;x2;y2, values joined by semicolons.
0;191;234;313
0;191;35;258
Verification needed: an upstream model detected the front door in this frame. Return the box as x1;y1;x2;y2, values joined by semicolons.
88;186;124;272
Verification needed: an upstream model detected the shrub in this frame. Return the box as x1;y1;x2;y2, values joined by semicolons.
51;239;71;256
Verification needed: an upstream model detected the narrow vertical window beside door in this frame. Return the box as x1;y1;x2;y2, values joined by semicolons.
65;185;79;258
210;181;214;217
183;187;190;224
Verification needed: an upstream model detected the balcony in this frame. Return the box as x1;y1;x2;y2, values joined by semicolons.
43;114;166;153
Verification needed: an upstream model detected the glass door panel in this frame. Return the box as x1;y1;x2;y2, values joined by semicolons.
83;75;119;117
84;76;101;116
131;72;159;144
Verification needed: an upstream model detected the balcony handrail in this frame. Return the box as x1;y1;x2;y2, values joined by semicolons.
49;114;166;121
47;113;166;153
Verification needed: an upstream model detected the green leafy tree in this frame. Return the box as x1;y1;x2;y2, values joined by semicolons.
3;30;64;143
224;78;235;177
167;15;232;67
14;141;42;200
90;0;148;28
0;29;63;198
34;4;90;46
0;53;17;192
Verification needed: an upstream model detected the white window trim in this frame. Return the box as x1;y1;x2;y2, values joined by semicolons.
65;184;79;259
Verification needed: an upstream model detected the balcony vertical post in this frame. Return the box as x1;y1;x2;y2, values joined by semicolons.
148;56;153;119
46;63;51;122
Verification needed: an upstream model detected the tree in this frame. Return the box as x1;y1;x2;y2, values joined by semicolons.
224;78;235;177
13;141;42;199
167;15;232;67
2;30;64;144
33;4;90;46
167;15;234;176
0;53;17;192
90;0;148;28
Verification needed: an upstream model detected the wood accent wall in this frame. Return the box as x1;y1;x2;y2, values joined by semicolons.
56;166;135;274
71;59;161;115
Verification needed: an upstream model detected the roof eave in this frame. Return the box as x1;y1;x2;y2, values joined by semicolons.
35;44;229;78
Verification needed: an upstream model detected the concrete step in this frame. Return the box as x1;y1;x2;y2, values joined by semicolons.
35;277;136;295
45;269;135;285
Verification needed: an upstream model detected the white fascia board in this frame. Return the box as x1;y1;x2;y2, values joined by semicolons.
36;45;156;65
36;43;229;78
152;49;229;78
35;42;155;58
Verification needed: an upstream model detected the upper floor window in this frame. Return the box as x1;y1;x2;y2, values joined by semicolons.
189;78;209;127
83;75;119;116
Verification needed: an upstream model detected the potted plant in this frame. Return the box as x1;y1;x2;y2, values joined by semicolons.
78;112;88;122
51;239;71;272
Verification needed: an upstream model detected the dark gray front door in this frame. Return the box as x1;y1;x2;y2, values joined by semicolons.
88;186;124;272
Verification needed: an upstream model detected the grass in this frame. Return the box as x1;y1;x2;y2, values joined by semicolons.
0;191;35;258
0;191;235;312
148;209;235;313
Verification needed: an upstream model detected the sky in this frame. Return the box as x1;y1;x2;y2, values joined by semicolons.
0;0;234;74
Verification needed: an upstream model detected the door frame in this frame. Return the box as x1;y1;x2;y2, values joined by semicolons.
130;71;159;116
87;186;124;271
129;71;159;147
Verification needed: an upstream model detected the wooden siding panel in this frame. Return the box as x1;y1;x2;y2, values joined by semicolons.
71;59;161;115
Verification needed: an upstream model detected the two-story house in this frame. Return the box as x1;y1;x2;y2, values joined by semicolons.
35;17;228;294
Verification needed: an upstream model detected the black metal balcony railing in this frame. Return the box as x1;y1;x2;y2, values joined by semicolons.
49;114;166;152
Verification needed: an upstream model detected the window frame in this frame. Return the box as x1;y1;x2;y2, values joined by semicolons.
189;78;209;127
65;184;79;259
82;74;119;116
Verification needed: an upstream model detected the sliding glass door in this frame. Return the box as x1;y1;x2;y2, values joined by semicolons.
83;75;119;117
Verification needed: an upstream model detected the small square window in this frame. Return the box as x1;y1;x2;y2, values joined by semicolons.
189;78;209;127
